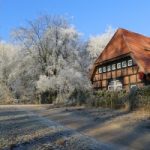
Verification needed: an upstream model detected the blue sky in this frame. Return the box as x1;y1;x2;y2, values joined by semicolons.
0;0;150;41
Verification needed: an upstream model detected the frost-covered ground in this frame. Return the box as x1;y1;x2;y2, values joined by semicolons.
0;105;149;150
0;105;125;150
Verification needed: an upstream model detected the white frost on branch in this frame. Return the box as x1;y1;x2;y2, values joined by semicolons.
87;26;115;63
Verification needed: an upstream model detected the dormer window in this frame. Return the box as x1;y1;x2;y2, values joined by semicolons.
99;67;102;73
112;64;116;70
107;65;111;71
117;62;121;69
103;66;106;72
128;59;133;66
122;61;127;68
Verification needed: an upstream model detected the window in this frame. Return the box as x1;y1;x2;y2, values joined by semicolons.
99;67;102;73
103;66;106;72
117;62;121;69
128;59;133;66
112;64;116;70
122;61;127;68
107;65;111;71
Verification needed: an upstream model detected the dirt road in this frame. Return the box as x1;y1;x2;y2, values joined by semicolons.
0;105;149;150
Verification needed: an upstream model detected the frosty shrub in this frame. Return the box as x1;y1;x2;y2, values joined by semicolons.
136;86;150;112
0;83;14;104
124;86;150;112
86;90;127;109
85;86;150;112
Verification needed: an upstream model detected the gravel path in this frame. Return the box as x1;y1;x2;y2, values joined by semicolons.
0;105;125;150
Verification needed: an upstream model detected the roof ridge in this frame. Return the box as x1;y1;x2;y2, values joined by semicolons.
117;28;150;40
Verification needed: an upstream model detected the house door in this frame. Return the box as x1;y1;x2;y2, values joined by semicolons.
108;80;123;91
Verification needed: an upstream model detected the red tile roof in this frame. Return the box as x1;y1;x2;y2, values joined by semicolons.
91;28;150;80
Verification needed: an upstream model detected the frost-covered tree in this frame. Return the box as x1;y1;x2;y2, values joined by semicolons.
0;42;18;83
12;15;91;104
8;52;40;103
86;26;115;69
12;16;80;74
0;41;19;103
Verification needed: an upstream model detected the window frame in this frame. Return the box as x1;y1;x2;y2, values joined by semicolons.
98;67;102;73
122;61;127;68
128;59;133;66
103;66;106;73
107;65;111;72
117;62;121;69
112;64;116;70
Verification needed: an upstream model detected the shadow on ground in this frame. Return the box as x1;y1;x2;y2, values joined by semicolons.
33;107;150;150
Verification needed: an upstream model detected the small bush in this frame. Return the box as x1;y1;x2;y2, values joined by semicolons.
39;90;57;104
136;86;150;112
0;84;14;104
86;90;127;109
47;85;150;112
67;88;91;106
86;86;150;112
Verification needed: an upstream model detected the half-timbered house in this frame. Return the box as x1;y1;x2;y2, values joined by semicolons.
91;28;150;91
